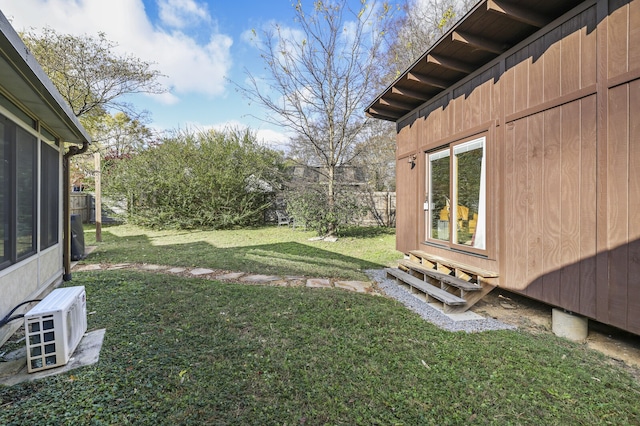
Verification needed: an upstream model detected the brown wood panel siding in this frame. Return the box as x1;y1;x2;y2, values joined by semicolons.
561;14;582;95
503;54;515;117
630;0;640;72
453;83;466;135
595;0;610;326
513;120;529;290
542;108;562;306
504;6;598;111
607;83;629;330
419;95;450;149
396;116;418;159
581;6;598;87
559;101;582;312
395;155;419;253
579;96;598;317
503;122;516;286
529;37;545;108
543;27;563;103
503;98;597;307
514;48;530;115
526;113;544;300
627;80;640;332
608;0;629;79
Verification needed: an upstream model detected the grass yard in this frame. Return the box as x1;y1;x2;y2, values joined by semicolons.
82;224;402;280
1;224;640;424
1;271;639;425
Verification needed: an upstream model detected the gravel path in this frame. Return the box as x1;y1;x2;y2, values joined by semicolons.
365;269;516;333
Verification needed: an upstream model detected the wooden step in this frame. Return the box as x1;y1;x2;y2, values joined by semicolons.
398;259;481;292
385;268;466;308
408;250;499;279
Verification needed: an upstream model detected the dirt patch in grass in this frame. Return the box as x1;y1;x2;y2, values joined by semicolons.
474;289;640;382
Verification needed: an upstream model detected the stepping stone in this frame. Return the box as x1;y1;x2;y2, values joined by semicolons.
285;276;306;287
167;267;187;274
140;264;165;271
77;264;102;271
107;265;129;271
323;236;338;242
334;280;372;293
190;268;214;276
216;272;245;280
306;278;331;288
241;274;281;283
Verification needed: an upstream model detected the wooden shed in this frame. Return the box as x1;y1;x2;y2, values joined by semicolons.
366;0;640;335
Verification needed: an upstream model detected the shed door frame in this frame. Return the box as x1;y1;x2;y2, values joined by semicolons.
425;133;487;256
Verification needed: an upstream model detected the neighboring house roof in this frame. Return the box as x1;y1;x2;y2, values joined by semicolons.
366;0;585;121
0;10;90;145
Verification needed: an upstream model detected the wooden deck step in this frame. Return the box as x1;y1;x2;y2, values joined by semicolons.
385;268;466;308
398;259;481;292
408;250;499;279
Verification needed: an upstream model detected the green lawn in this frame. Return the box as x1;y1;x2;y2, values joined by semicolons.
1;224;639;424
1;271;638;425
82;224;402;280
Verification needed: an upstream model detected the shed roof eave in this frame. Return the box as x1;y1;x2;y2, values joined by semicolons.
365;0;586;121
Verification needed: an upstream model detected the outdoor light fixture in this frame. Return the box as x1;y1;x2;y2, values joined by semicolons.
408;154;417;169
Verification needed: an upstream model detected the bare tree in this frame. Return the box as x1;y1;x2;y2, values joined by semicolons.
239;0;391;236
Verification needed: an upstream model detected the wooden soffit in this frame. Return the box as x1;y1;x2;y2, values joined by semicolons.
366;0;586;122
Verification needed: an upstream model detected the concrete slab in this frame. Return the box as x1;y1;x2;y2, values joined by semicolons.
216;272;245;280
306;278;331;288
190;268;214;276
334;280;372;293
0;329;106;386
167;267;187;274
241;274;281;283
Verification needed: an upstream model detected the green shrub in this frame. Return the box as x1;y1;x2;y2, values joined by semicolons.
105;128;285;229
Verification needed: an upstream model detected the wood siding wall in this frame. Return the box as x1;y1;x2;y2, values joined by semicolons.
395;0;640;334
501;4;598;317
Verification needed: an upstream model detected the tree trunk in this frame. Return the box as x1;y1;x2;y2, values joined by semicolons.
327;164;336;236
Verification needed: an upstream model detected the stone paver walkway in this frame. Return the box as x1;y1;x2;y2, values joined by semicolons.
72;262;376;294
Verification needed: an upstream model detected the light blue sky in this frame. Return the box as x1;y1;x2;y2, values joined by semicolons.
0;0;372;150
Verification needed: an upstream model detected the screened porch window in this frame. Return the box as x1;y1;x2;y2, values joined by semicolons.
0;113;38;270
427;136;486;251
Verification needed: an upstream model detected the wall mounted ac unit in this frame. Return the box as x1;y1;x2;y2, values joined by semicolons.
24;286;87;373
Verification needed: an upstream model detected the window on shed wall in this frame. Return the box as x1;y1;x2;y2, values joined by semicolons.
427;136;486;251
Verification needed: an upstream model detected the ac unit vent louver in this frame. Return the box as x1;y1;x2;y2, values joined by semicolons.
24;286;87;373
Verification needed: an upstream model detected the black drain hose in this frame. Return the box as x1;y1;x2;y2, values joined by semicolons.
0;300;41;328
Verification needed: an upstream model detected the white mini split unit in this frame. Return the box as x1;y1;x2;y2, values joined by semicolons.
24;286;87;373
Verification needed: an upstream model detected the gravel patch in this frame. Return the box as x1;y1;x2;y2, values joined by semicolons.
365;269;516;333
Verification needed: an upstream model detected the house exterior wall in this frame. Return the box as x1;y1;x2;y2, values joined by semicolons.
0;107;65;346
395;0;640;334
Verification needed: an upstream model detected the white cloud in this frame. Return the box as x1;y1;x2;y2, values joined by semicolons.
175;119;290;150
158;0;210;29
0;0;232;98
255;128;290;150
